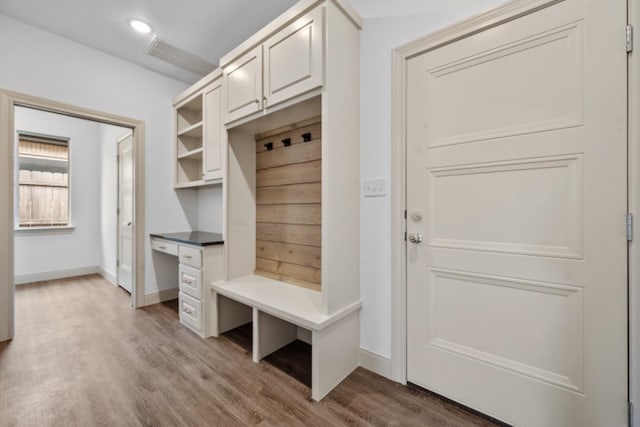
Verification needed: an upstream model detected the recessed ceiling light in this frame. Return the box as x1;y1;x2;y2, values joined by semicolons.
128;19;153;35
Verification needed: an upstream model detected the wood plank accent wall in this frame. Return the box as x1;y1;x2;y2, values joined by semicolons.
255;117;322;291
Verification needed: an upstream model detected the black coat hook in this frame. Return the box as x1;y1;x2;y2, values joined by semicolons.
264;142;274;151
302;132;312;142
282;138;291;147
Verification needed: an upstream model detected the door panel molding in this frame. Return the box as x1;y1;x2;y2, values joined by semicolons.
425;22;583;148
427;155;584;258
427;268;584;392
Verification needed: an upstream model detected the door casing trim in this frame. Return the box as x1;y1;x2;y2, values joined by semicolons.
0;89;146;341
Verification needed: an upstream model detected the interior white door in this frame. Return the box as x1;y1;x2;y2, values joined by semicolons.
406;1;628;426
117;133;134;294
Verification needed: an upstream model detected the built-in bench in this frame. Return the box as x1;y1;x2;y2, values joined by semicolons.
209;275;361;400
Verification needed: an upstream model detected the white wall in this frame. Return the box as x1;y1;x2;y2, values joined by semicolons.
355;1;509;360
14;107;102;282
0;14;201;295
98;124;131;284
197;187;223;233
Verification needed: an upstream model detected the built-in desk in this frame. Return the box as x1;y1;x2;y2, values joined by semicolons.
151;231;224;337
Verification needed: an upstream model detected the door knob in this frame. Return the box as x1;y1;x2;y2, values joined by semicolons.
127;222;132;227
408;233;423;244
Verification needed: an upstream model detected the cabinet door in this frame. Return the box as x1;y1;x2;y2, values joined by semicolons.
223;46;263;124
203;80;225;181
263;7;324;108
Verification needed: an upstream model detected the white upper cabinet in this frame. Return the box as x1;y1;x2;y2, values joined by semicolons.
203;79;225;181
222;6;326;125
263;8;324;108
223;46;263;124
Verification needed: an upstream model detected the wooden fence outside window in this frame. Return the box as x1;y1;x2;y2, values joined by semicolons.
17;135;70;228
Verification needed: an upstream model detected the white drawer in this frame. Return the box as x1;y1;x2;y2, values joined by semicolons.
179;245;202;269
151;238;178;256
179;264;202;300
179;291;202;332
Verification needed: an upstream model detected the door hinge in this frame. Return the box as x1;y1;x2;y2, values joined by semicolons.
404;231;407;242
117;207;120;216
116;259;120;267
404;210;407;220
628;25;634;53
627;213;634;241
629;401;634;427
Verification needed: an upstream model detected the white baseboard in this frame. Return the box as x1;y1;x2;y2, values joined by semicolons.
360;348;392;379
15;265;99;285
144;288;179;306
98;266;117;285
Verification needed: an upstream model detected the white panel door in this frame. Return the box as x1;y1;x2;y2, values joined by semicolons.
406;1;628;425
263;7;324;108
118;133;134;294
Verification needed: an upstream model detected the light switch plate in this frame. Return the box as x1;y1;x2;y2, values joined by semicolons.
363;177;387;197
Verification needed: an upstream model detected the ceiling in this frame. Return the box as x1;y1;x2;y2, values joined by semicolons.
0;0;298;84
0;0;506;84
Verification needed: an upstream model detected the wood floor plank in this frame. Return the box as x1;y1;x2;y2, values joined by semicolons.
0;275;502;427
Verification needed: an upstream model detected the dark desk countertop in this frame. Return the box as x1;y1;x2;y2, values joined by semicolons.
150;231;224;247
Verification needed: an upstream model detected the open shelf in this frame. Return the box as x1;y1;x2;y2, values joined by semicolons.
178;147;203;160
177;94;203;133
175;91;205;188
177;122;203;138
176;156;203;187
174;180;206;189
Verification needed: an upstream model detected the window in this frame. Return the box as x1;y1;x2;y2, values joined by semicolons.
17;133;70;228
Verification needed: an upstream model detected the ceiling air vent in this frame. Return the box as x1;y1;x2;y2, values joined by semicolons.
146;36;216;77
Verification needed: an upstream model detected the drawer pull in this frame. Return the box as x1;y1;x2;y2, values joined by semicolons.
183;307;193;315
182;255;193;259
183;279;194;285
158;245;167;250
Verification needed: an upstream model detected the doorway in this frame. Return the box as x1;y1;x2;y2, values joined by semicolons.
394;0;628;425
0;90;146;342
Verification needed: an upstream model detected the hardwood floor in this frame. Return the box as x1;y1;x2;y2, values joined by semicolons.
0;275;501;427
